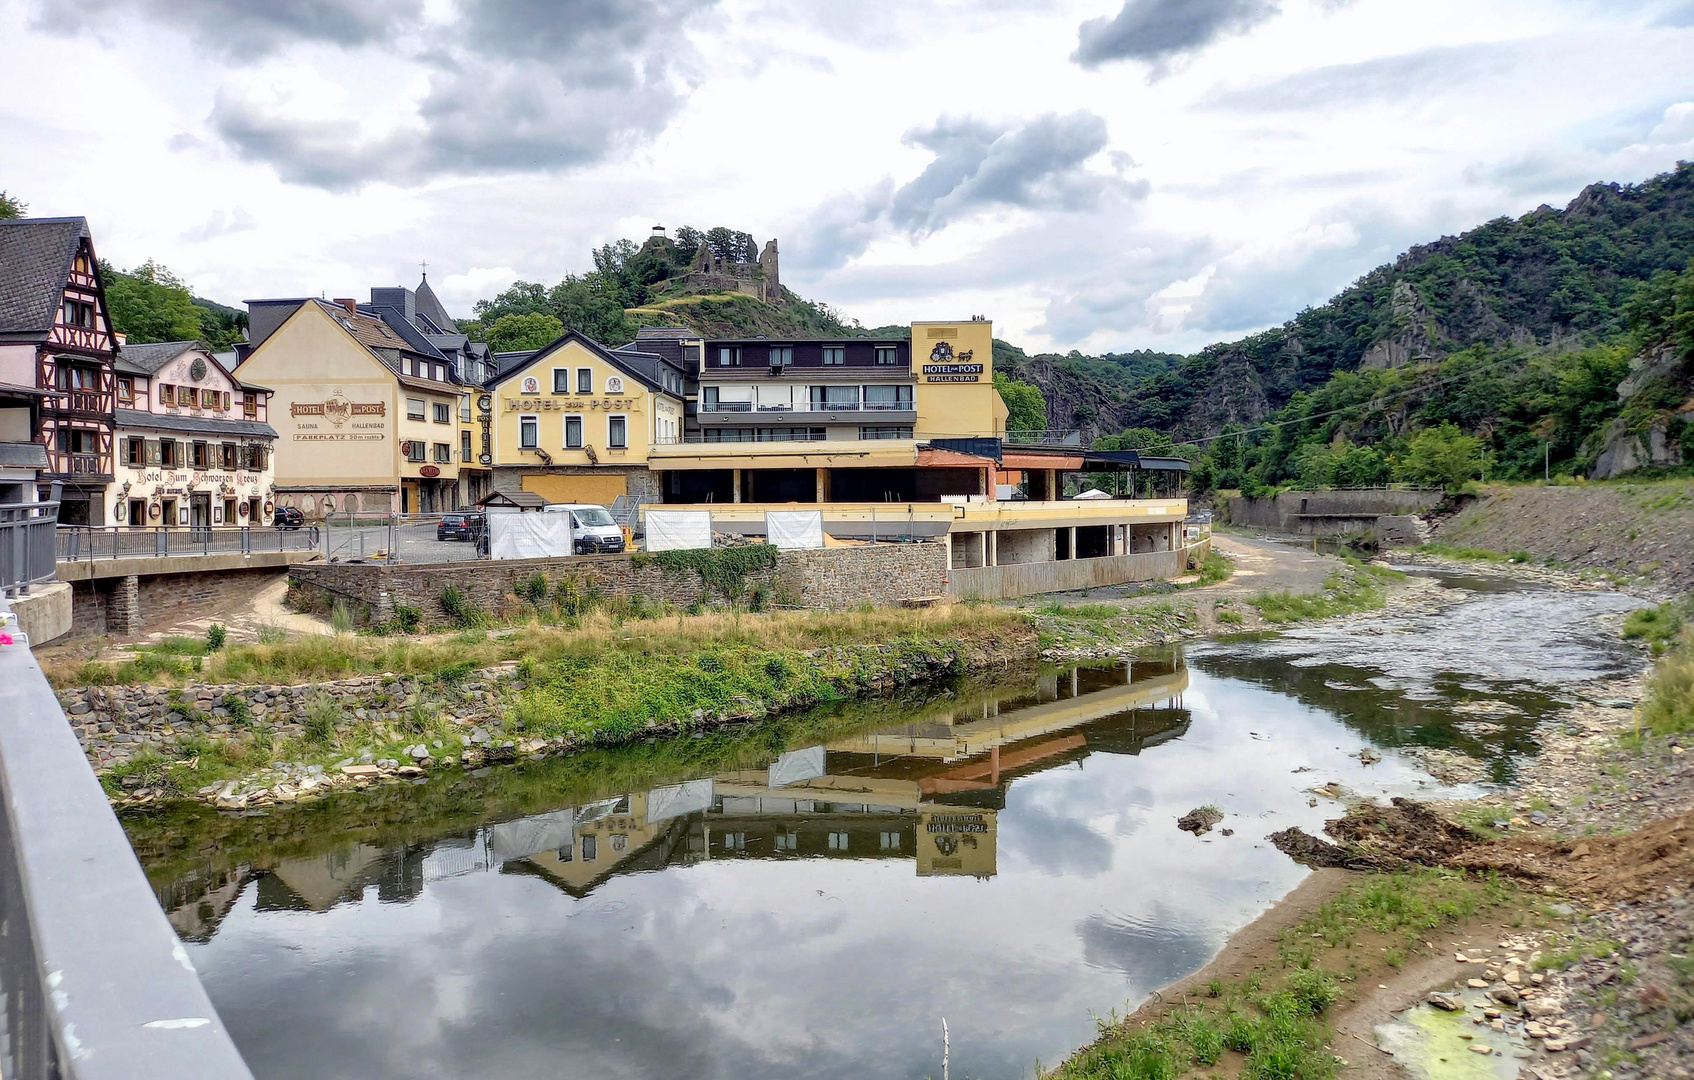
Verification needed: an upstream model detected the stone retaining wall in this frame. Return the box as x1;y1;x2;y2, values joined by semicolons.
289;543;949;626
59;669;510;771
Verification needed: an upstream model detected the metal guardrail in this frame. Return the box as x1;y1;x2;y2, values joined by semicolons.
1;501;59;599
55;526;320;563
0;596;255;1079
1004;430;1084;446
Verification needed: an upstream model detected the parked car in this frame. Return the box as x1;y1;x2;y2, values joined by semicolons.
273;505;304;530
542;503;627;554
437;512;483;542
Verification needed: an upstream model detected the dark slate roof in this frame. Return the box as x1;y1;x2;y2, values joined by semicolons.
492;350;539;379
115;340;199;375
0;441;49;469
488;331;674;395
413;276;457;335
0;217;89;335
114;408;277;439
634;325;697;339
611;348;686;391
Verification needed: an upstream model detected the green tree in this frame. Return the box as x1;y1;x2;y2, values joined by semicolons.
102;260;202;343
1397;423;1492;491
1291;443;1336;488
0;190;25;219
1333;443;1390;487
485;311;564;353
994;374;1047;435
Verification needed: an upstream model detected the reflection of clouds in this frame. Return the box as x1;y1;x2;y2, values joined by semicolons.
1000;799;1117;878
194;657;1493;1080
1078;906;1216;986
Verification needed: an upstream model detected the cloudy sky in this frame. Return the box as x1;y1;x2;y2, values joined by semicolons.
4;0;1693;353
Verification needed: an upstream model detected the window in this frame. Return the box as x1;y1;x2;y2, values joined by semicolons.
564;415;583;449
519;415;538;449
116;377;133;404
716;346;741;367
55;428;97;453
406;397;426;420
461;430;473;462
159;384;174;406
769;346;793;368
575;368;592;394
201;388;219;410
244;444;268;470
859;425;914;440
243;392;258;419
822;345;845;365
722;832;746;852
159;439;177;467
434;442;452;463
57;365;97;390
460;394;471;422
433;363;446;382
223;391;232;411
581;835;597;862
809;385;859;410
62;298;95;328
827;832;849;851
404;440;426;463
221;443;237;469
863;384;913;410
875;346;899;365
433;402;450;424
607;415;627;449
191;441;208;469
552;369;569;394
880;831;902;851
124;437;144;467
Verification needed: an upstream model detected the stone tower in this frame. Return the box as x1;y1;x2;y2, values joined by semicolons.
758;239;781;304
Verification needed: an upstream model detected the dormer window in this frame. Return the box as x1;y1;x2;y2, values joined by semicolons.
769;347;793;368
717;346;741;367
822;346;845;365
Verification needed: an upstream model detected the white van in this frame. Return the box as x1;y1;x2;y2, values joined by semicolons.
542;503;626;554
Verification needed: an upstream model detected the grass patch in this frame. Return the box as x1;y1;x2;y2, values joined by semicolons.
1037;602;1123;621
1640;634;1694;735
1194;549;1233;587
1623;602;1683;645
1052;867;1517;1080
50;605;1022;690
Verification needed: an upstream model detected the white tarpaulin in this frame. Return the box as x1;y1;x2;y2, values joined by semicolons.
645;779;714;824
768;745;826;788
489;512;572;559
765;510;824;550
644;510;713;551
489;808;576;863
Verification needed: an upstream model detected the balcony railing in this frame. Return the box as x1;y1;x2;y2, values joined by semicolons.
702;401;913;414
1;500;59;598
56;525;321;563
45;452;109;478
1005;429;1085;446
0;595;256;1080
653;431;835;445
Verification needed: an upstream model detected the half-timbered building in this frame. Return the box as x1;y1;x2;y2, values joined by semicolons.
0;217;119;523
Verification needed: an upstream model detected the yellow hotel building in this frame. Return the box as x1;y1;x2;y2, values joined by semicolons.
484;331;686;505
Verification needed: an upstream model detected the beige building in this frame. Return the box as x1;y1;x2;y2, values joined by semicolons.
236;299;469;517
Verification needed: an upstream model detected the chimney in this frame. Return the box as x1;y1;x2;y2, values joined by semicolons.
334;298;358;317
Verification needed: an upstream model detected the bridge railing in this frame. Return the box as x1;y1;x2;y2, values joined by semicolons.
1;501;60;599
56;525;321;563
0;596;254;1079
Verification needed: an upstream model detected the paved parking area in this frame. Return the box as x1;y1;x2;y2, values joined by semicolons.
321;520;483;563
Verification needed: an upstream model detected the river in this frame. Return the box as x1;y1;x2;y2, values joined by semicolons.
123;567;1646;1080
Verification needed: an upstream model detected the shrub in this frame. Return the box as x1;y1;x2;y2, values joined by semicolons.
748;584;770;612
392;605;422;634
517;572;550;604
206;624;227;651
330;599;354;634
220;693;251;724
302;694;343;744
764;656;790;685
256;624;287;645
1283;967;1339;1014
440;585;485;628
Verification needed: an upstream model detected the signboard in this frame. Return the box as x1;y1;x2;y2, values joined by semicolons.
419;465;440;478
916;809;997;877
922;363;983;383
506;397;635;412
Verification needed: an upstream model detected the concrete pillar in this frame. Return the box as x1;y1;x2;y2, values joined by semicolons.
816;468;827;503
1046;470;1058;502
987;531;998;567
1068;527;1077;561
980;532;988;568
107;574;140;636
732;469;742;503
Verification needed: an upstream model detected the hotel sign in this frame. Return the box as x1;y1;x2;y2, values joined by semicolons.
291;390;388;442
923;363;983;383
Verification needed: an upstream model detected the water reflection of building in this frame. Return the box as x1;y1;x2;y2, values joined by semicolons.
161;658;1190;920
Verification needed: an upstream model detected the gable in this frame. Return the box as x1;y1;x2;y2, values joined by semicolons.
237;302;396;385
154;348;241;395
491;331;667;396
48;236;117;354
